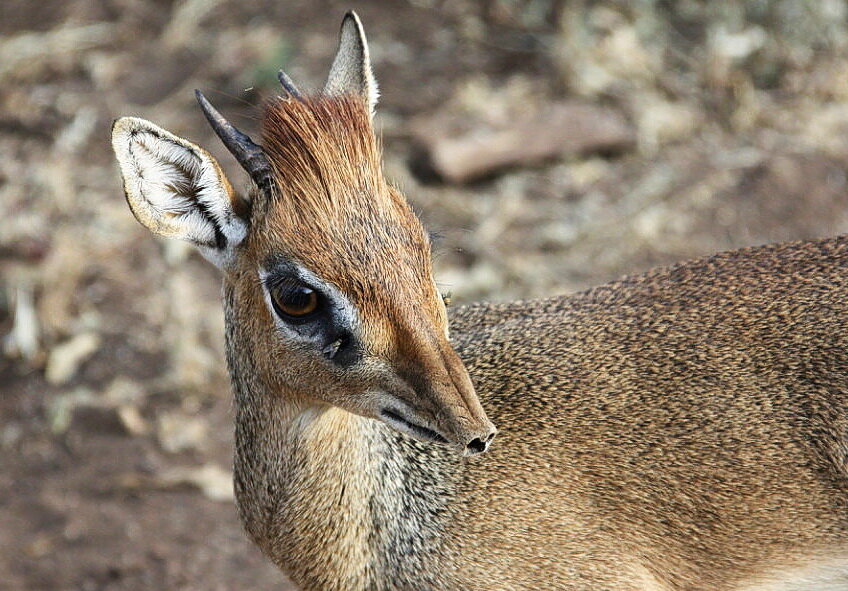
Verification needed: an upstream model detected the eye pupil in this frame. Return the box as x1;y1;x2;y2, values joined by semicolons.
272;283;319;318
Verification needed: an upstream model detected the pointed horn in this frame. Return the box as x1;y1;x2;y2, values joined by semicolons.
194;90;273;193
277;70;304;101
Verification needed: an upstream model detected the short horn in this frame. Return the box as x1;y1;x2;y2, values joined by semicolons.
277;70;304;101
194;89;273;194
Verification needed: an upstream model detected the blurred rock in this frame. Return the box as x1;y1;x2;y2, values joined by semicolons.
117;405;149;437
45;332;101;385
48;388;95;434
710;25;767;62
3;285;40;360
54;106;98;154
159;464;234;502
103;376;147;406
568;158;610;190
47;383;149;437
635;96;703;154
49;387;147;436
157;411;209;454
412;101;634;183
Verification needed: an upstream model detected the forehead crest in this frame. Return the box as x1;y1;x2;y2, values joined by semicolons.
261;95;385;210
253;96;430;303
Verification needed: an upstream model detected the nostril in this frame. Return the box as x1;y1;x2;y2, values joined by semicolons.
466;437;488;455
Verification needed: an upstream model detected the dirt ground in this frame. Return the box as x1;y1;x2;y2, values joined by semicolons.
3;1;848;589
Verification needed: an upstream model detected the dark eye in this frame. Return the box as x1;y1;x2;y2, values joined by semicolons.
270;281;320;319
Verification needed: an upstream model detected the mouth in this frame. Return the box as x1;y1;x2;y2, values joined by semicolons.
380;408;448;444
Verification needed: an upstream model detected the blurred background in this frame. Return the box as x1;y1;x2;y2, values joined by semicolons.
3;0;848;589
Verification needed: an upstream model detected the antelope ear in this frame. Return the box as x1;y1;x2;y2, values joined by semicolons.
111;116;248;268
324;11;378;116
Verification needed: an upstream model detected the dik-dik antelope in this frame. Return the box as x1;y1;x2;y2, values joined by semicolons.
112;12;848;591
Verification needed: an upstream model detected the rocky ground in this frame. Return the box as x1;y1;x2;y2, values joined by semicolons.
3;1;848;589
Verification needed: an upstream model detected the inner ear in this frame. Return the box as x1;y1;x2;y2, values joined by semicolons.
112;116;249;266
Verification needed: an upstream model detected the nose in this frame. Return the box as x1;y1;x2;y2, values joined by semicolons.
464;423;497;456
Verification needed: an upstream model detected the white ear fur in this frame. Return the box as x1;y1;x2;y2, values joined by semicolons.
324;11;379;116
111;116;248;268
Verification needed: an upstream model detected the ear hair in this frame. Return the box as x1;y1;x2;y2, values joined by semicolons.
324;11;379;116
111;116;248;268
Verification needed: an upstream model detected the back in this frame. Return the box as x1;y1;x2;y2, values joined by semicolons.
447;235;848;590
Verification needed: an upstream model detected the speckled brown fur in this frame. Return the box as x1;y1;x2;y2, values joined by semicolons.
442;237;848;590
222;95;848;590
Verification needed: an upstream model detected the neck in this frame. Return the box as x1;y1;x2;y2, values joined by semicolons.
230;374;464;590
233;393;373;583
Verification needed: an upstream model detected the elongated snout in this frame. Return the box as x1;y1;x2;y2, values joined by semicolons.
437;343;497;455
439;339;497;454
383;331;497;455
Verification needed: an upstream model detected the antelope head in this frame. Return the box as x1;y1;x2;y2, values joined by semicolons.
111;12;496;455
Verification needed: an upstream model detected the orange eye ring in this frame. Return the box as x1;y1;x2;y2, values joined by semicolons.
271;283;319;318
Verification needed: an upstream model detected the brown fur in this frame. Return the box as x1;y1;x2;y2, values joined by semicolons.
441;237;848;590
226;231;848;590
221;94;848;590
112;55;848;591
